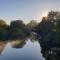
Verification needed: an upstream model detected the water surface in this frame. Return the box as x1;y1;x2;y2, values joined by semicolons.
0;39;45;60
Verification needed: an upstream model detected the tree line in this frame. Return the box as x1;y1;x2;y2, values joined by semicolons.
0;20;27;40
34;10;60;46
0;10;60;42
0;18;38;40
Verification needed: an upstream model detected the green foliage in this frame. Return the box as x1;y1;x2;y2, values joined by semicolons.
35;10;60;44
0;20;8;40
0;10;60;42
0;20;30;40
9;20;30;39
0;19;7;28
27;20;38;31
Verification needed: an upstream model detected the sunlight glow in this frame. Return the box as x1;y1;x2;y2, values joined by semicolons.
37;11;48;23
41;12;48;18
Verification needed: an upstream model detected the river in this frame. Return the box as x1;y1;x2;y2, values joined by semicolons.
0;38;45;60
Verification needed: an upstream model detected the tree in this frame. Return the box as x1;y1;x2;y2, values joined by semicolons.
0;19;7;28
9;20;30;39
35;11;60;44
10;20;25;29
27;20;38;31
0;19;8;40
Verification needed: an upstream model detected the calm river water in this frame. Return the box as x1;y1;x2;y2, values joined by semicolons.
0;38;45;60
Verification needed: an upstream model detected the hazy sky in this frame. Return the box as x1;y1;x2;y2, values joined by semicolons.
0;0;60;24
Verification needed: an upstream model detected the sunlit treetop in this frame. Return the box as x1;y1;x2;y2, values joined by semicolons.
41;10;60;22
0;19;7;28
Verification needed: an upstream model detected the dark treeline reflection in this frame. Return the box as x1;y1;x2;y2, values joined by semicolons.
0;40;26;55
38;38;60;60
10;40;26;48
9;34;38;49
0;34;37;55
31;33;60;60
0;34;60;60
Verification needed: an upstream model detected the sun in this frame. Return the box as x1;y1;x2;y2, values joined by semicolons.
44;12;48;17
37;11;48;22
41;11;48;18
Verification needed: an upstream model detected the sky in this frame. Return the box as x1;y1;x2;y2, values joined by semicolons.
0;0;60;24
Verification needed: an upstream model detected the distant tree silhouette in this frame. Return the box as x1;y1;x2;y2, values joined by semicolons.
9;20;30;39
35;11;60;44
27;20;38;32
0;19;8;40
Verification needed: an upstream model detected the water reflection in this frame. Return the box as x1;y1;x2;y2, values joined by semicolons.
29;33;60;60
0;41;7;55
0;34;60;60
10;40;26;48
38;38;60;60
0;35;44;60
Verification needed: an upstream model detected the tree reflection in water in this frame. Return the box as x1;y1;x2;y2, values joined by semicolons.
0;34;60;60
28;33;60;60
0;34;38;55
10;39;26;48
0;41;7;55
38;36;60;60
